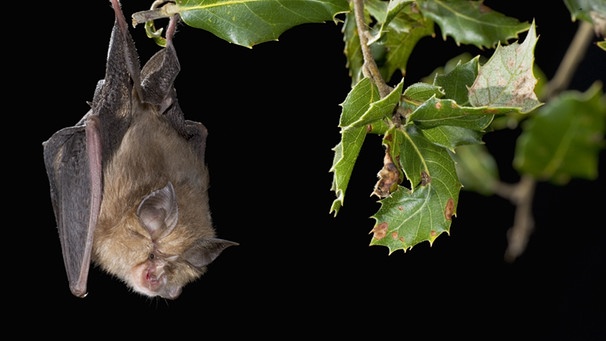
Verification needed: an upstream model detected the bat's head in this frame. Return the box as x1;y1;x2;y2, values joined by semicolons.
128;237;236;299
94;182;238;299
130;182;238;299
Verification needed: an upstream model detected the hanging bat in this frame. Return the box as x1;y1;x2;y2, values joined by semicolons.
43;0;237;299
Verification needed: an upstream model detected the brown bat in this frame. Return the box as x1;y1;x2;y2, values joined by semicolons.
42;0;237;299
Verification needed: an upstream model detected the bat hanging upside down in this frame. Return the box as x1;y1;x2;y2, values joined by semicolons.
43;0;237;299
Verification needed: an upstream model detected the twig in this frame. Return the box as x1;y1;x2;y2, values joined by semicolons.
497;175;536;262
352;0;392;97
541;21;595;99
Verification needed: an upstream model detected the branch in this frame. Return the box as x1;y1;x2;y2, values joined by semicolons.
352;0;392;97
494;175;536;262
541;21;595;99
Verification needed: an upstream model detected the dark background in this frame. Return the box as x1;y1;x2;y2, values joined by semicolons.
18;0;605;338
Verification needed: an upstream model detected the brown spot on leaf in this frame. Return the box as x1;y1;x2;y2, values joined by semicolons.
398;206;404;211
444;198;455;221
430;230;437;237
391;231;398;239
370;222;388;240
435;101;442;109
421;171;431;186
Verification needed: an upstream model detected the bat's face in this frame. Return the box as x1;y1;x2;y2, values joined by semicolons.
125;247;199;299
125;239;203;300
93;181;236;299
93;226;202;299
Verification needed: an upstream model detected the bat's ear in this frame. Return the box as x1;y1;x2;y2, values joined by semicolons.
137;182;179;240
182;238;239;270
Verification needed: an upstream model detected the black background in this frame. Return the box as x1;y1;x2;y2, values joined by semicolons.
18;0;605;338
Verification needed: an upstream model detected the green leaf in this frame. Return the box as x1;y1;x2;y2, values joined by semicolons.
402;82;445;102
421;125;484;151
370;128;461;253
136;0;350;48
421;52;474;85
366;0;415;38
433;56;480;105
417;0;530;49
342;6;364;85
351;79;405;127
377;4;434;80
514;82;606;184
339;78;380;127
469;21;542;113
330;127;367;215
453;143;499;195
563;0;606;35
330;78;380;215
409;97;500;130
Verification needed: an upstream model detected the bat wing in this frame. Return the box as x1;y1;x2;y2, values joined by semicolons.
43;116;102;298
43;0;137;297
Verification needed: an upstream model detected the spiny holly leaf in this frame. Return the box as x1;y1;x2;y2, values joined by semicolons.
367;50;530;252
370;128;460;253
339;78;380;127
330;78;380;215
419;55;507;149
417;0;530;49
330;128;367;215
514;82;606;184
350;79;405;128
469;21;542;113
133;0;349;48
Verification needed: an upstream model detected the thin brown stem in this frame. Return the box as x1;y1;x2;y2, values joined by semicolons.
502;175;536;262
542;21;595;99
352;0;392;97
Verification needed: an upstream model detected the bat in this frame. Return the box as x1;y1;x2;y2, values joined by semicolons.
43;0;237;299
